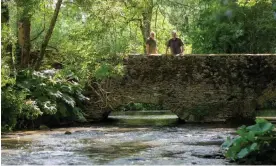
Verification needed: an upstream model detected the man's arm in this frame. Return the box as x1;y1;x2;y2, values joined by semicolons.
146;44;150;55
166;40;170;55
154;41;158;54
180;46;184;55
180;39;184;55
166;47;169;55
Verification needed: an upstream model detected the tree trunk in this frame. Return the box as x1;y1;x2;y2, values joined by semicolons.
35;0;63;70
18;17;31;68
140;0;153;54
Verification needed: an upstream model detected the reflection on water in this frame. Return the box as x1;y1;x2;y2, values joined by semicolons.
2;111;236;165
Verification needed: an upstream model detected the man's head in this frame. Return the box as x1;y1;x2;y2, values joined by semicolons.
172;30;177;39
150;31;155;39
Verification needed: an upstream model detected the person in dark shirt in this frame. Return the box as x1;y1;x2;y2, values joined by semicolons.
166;30;184;55
146;31;158;55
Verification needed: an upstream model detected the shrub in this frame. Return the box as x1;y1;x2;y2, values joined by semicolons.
1;69;88;131
222;119;276;164
1;87;27;131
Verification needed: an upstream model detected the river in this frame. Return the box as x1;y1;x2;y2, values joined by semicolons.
1;111;238;165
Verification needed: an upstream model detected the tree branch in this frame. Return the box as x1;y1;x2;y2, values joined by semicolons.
47;45;59;52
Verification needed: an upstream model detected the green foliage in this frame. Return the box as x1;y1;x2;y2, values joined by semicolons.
1;63;16;88
222;119;276;161
15;0;40;18
93;62;125;80
1;24;17;87
1;87;28;131
171;0;276;54
118;103;164;111
1;70;88;131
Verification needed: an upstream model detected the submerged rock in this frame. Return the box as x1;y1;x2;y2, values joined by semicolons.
187;139;225;146
39;125;50;130
191;151;225;159
65;131;72;135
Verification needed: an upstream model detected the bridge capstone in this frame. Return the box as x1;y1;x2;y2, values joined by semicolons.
84;54;276;123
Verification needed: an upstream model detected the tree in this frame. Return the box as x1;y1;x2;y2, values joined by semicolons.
35;0;63;70
15;0;34;68
180;0;276;54
121;0;155;53
139;0;154;53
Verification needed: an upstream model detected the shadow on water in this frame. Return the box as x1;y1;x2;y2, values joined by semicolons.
1;139;32;150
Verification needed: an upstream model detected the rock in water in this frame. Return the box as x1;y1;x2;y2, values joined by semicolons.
65;131;72;135
39;125;50;130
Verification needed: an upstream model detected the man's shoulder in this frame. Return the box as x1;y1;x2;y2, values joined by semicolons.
177;38;184;45
168;38;181;42
167;39;173;43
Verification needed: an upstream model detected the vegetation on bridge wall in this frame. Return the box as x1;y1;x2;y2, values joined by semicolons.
257;81;276;110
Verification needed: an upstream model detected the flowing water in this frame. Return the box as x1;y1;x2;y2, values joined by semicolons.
1;111;238;165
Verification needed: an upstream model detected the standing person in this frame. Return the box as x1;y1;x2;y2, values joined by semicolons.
166;30;184;55
146;31;158;55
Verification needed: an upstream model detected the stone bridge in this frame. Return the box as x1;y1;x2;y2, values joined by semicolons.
84;54;276;123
